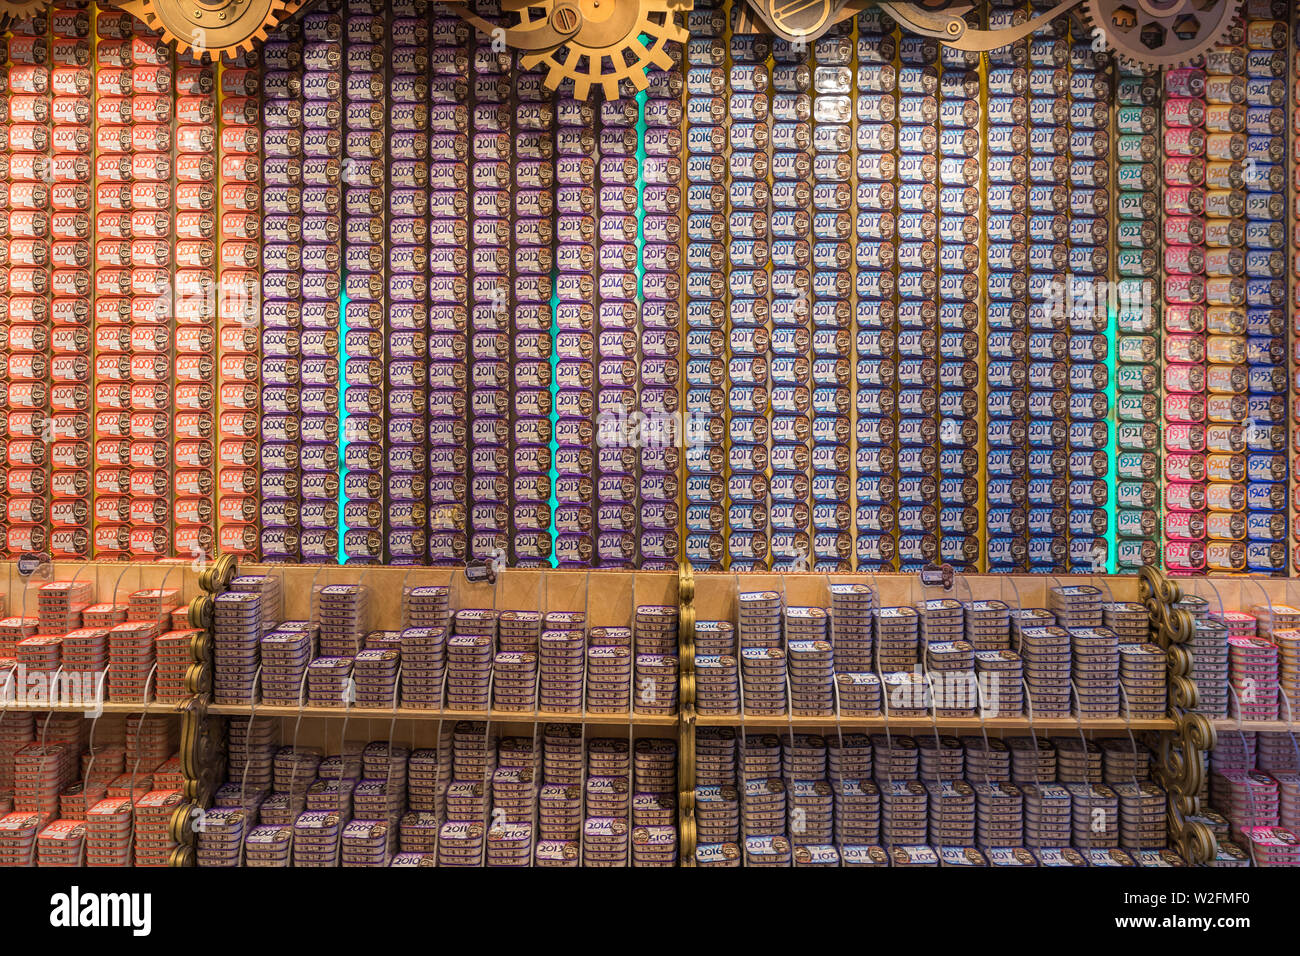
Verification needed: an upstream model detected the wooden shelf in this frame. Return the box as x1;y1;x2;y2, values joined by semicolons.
205;702;679;727
0;701;186;716
691;714;1177;732
1212;719;1298;734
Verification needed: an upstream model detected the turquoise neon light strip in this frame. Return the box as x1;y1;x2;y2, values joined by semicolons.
548;269;560;568
1104;294;1118;574
338;286;349;564
635;87;648;302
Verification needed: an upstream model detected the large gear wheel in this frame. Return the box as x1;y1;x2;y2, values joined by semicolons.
119;0;305;61
0;0;51;32
1083;0;1243;69
511;0;691;100
0;1;51;19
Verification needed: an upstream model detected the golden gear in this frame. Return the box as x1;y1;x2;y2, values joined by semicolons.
119;0;306;61
734;0;863;43
1083;0;1243;70
509;0;691;101
0;0;51;32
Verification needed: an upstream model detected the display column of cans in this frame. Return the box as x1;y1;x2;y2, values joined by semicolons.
1242;9;1289;575
634;605;678;716
386;2;431;565
897;33;946;573
215;56;262;560
640;62;684;573
399;584;449;707
437;722;492;865
554;91;594;568
739;734;791;866
1114;64;1161;572
541;610;584;713
512;72;554;569
295;13;343;567
1024;6;1069;573
128;30;177;559
631;738;678;866
493;610;539;712
1203;34;1249;573
583;737;631;866
172;55;217;561
86;11;128;558
681;1;724;573
468;12;509;568
693;728;739;865
1163;63;1209;573
930;41;977;572
339;3;385;564
0;13;48;557
983;17;1029;573
426;13;470;565
786;606;832;717
932;37;981;573
852;10;899;574
45;5;92;561
768;38;811;572
535;723;582;865
595;92;638;569
94;16;134;555
930;34;980;573
807;28;852;572
299;7;345;564
830;582;881;714
1174;594;1223;719
1064;24;1112;573
738;590;784;716
783;735;833;861
256;26;303;563
725;31;771;572
1293;1;1300;575
694;619;737;715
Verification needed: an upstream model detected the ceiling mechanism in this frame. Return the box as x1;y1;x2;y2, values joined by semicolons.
449;0;693;100
118;0;309;61
734;0;1241;72
876;1;1084;48
1082;0;1244;69
82;0;1242;93
732;0;868;43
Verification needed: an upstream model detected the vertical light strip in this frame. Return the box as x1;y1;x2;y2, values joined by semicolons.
1104;295;1119;573
635;86;648;300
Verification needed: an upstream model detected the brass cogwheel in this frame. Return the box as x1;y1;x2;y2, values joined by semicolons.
1083;0;1243;69
120;0;305;61
514;0;691;100
0;1;52;21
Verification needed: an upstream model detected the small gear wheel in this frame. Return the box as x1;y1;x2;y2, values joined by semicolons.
120;0;302;61
514;0;691;100
1083;0;1243;69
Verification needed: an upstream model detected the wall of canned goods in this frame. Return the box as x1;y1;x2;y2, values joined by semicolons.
0;0;1295;575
